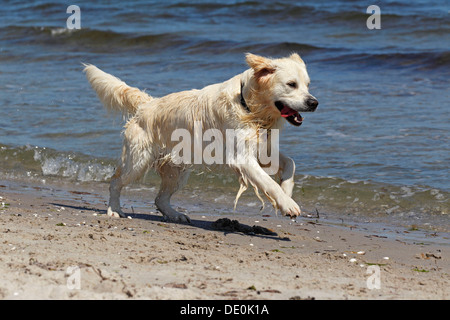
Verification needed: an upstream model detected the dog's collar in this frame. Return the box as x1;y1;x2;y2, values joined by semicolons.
240;81;251;113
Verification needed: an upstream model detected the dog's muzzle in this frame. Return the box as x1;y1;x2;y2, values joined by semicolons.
306;98;319;111
275;97;318;126
275;101;304;126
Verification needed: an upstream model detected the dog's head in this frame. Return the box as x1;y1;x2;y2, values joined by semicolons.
244;53;318;127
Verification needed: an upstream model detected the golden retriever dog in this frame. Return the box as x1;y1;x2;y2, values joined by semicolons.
84;53;318;223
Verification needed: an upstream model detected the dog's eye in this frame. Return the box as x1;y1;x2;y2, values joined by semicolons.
287;81;297;89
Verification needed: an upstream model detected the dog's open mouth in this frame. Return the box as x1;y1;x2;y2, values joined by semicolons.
275;101;303;126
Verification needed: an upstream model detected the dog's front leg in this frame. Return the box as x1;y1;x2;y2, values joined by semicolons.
234;159;301;218
278;153;295;197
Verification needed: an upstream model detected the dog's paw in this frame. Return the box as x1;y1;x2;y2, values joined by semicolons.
279;198;301;219
107;207;127;218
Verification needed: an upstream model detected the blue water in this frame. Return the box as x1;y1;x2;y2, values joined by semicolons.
0;1;449;227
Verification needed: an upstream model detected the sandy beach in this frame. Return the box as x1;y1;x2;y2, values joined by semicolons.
0;178;448;300
1;0;449;306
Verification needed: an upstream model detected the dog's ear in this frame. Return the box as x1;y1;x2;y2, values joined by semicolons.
245;53;276;79
289;53;305;64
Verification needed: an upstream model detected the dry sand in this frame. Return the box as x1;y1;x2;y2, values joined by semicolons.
0;178;448;300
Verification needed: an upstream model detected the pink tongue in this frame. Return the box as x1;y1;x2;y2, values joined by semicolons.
280;106;298;118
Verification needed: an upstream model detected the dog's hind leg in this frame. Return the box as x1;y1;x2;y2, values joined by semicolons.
107;167;127;218
278;153;295;197
155;164;191;223
108;122;152;218
108;152;151;218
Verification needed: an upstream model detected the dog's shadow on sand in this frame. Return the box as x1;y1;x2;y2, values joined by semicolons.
49;203;289;241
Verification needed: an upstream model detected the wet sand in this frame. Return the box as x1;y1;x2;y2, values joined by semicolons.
0;178;448;300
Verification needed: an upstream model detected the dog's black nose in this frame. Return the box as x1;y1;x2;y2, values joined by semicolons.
306;98;318;110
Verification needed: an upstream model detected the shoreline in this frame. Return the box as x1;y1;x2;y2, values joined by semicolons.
0;178;448;299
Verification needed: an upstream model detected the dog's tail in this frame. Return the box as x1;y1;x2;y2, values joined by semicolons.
83;64;152;116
